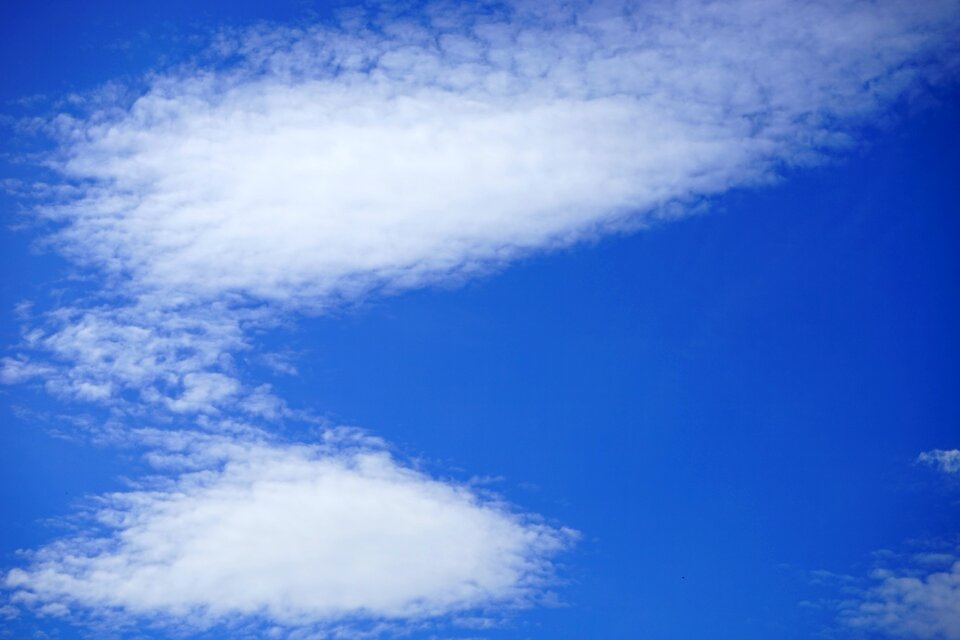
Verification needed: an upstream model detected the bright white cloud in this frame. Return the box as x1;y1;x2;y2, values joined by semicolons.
840;554;960;639
38;0;960;306
918;449;960;474
6;0;956;414
1;300;280;416
5;429;575;633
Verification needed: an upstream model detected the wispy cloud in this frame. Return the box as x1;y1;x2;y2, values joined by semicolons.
5;428;575;634
3;301;254;411
838;551;960;639
918;449;960;474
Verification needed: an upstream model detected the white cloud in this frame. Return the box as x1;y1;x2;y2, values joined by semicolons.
37;0;959;306
4;429;575;634
840;554;960;639
0;300;288;418
918;449;960;474
6;0;956;417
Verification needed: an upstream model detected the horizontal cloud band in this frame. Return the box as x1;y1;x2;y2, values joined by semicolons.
40;0;960;305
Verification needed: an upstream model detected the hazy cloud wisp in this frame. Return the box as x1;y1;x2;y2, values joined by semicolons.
918;449;960;474
840;553;960;639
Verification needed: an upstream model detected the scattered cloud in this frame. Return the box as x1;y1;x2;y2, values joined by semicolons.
919;450;960;474
4;429;575;635
0;300;285;418
839;551;960;639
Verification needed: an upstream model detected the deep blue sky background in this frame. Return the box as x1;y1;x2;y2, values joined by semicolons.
2;1;959;638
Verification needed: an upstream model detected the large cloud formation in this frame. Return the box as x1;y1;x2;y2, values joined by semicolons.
7;0;958;414
41;0;959;305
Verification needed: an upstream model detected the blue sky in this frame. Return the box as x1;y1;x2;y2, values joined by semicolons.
1;1;959;639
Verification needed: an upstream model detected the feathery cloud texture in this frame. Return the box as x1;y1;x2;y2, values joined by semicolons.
918;449;960;474
841;553;960;639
